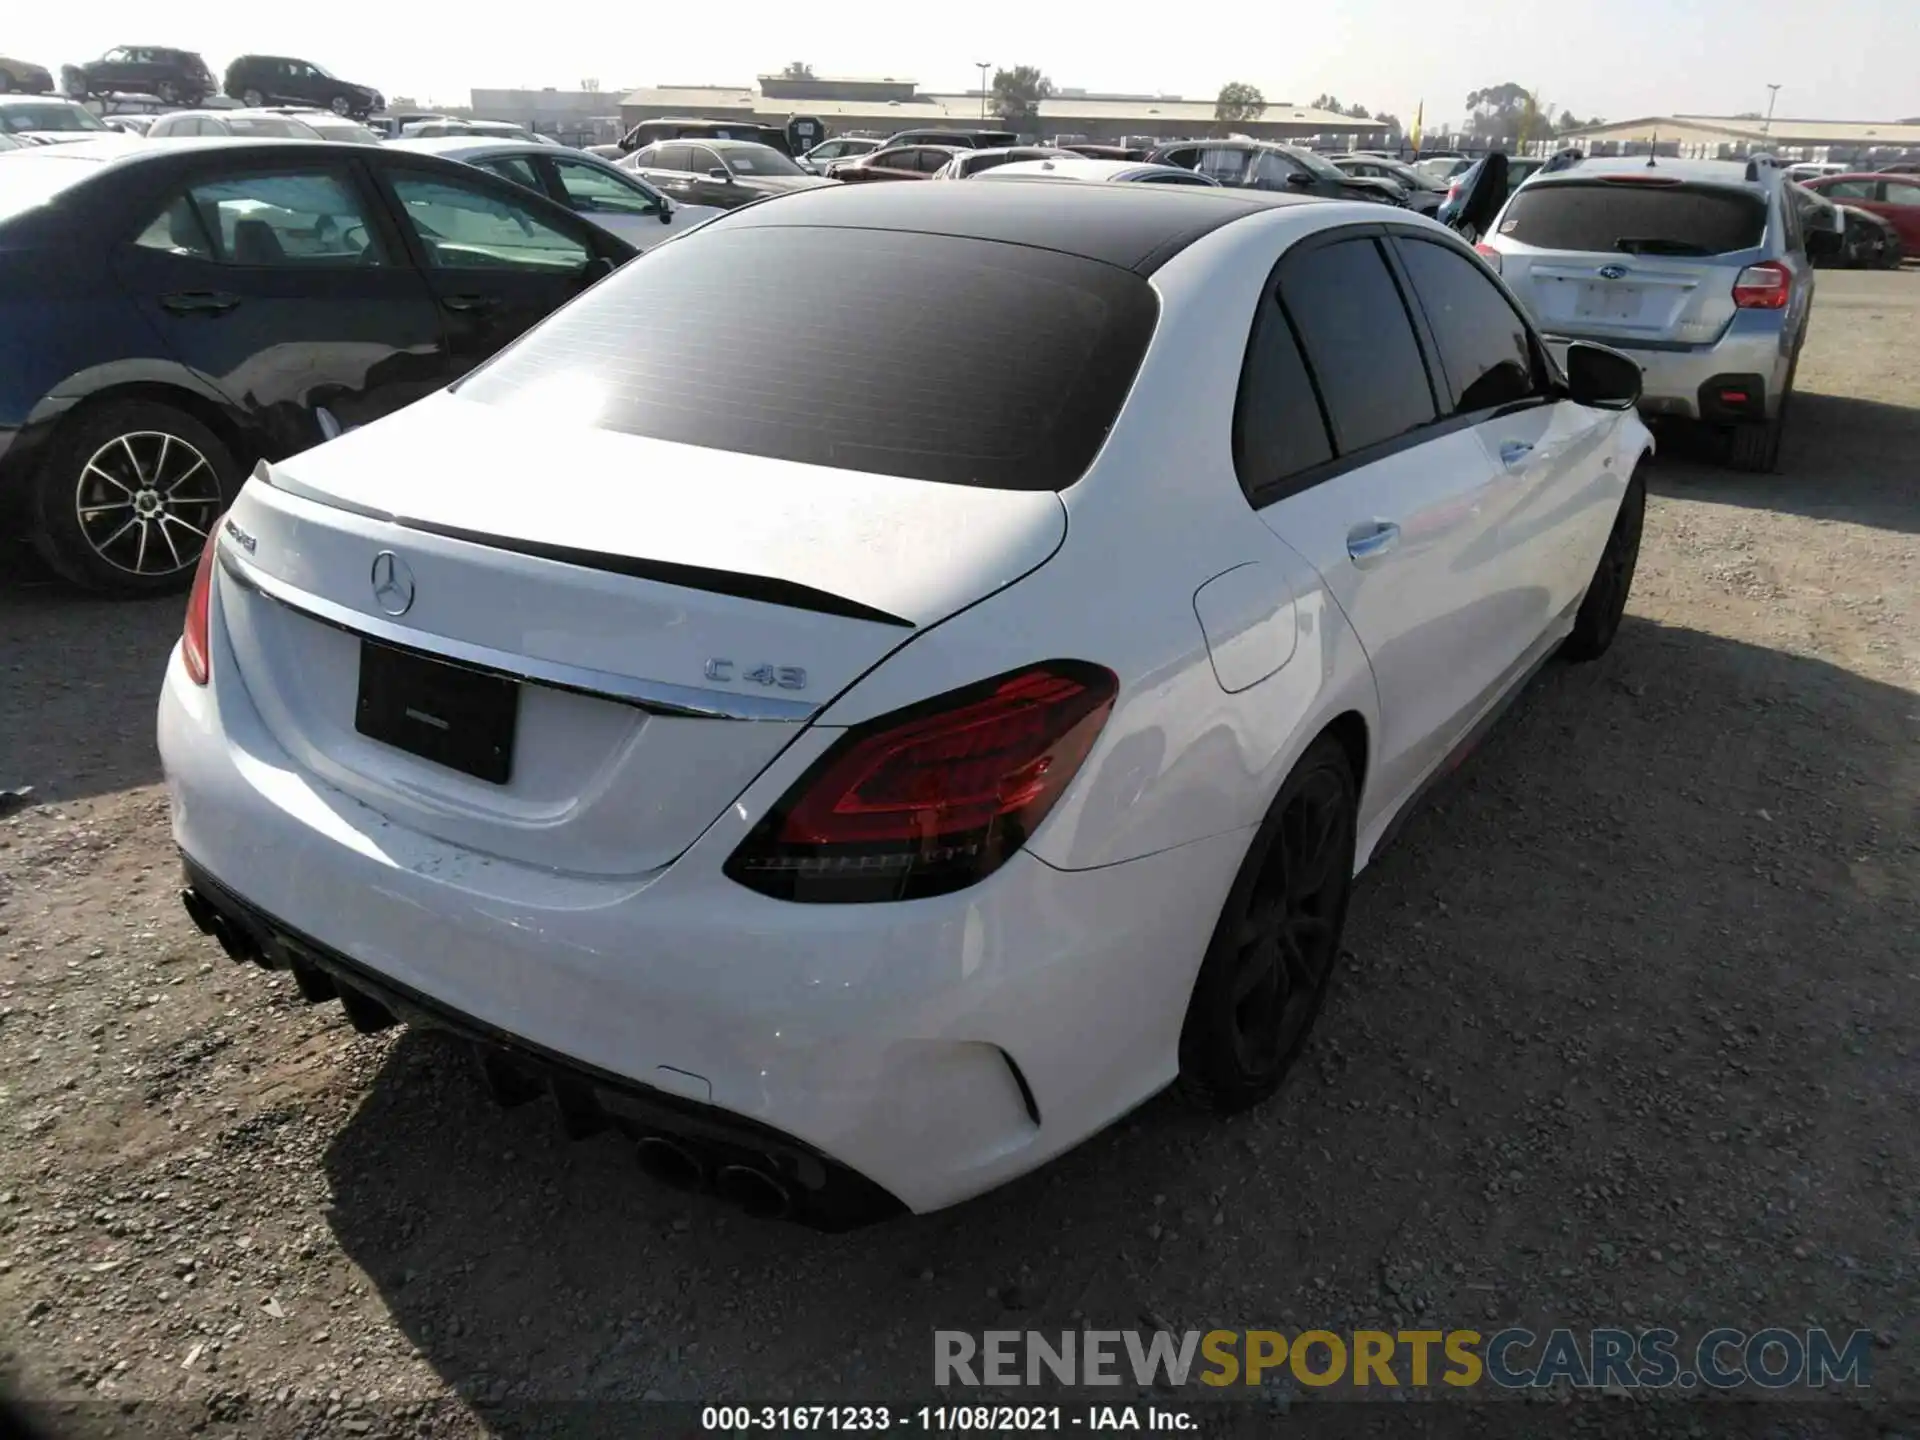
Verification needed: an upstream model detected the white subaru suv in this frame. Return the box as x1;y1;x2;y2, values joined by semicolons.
1477;153;1840;472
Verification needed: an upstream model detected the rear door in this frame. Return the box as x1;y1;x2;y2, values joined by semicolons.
1246;228;1525;815
1493;178;1771;346
112;154;449;456
1876;180;1920;247
1389;230;1616;621
542;154;679;248
367;158;621;376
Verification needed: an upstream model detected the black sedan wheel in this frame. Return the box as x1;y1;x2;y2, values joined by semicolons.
33;400;237;595
242;87;265;107
329;95;352;116
1178;733;1357;1114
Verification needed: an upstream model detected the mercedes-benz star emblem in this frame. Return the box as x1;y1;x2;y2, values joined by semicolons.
1598;264;1628;280
369;551;416;617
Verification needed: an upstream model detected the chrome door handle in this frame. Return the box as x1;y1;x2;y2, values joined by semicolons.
1346;521;1401;563
1499;440;1535;468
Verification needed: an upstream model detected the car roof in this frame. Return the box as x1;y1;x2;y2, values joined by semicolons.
711;178;1330;274
388;137;567;160
1528;156;1771;192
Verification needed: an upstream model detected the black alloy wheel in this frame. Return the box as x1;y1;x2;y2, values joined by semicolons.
1178;733;1357;1113
1562;466;1646;662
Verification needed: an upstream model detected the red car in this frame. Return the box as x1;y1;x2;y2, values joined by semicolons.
826;144;961;183
1803;173;1920;252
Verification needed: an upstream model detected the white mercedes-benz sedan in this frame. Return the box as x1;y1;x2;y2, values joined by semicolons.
158;180;1653;1229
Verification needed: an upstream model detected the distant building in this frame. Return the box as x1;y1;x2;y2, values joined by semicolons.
613;75;1386;146
1561;114;1920;163
470;87;631;143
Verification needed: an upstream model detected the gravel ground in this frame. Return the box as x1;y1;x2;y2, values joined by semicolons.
1;269;1916;1438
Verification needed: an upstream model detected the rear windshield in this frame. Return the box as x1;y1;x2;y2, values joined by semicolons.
456;225;1159;492
1497;181;1768;255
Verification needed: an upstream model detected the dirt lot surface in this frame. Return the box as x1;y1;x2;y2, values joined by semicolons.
1;269;1916;1437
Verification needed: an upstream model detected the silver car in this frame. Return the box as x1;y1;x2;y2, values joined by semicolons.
1479;154;1841;472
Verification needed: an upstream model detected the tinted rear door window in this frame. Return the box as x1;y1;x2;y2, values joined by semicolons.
1278;237;1436;454
1235;291;1333;496
455;225;1160;492
1497;181;1768;254
1394;237;1542;414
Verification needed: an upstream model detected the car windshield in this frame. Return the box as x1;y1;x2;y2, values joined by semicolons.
1289;147;1347;181
0;153;107;220
225;117;320;139
1496;181;1769;255
719;146;804;177
0;102;110;134
308;121;380;145
456;225;1160;492
308;61;335;79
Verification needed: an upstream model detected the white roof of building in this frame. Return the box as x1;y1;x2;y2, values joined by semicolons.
1565;114;1920;147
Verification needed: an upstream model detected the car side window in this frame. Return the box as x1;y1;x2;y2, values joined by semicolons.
552;158;660;215
688;146;724;176
1394;237;1543;415
1823;180;1875;200
1197;147;1254;184
1254;151;1300;188
140;170;387;267
650;143;691;172
1886;182;1920;205
476;156;543;193
1278;236;1437;454
388;172;590;273
1235;287;1335;498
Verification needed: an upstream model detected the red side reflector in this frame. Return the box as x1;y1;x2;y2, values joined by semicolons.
180;518;224;686
1721;390;1749;403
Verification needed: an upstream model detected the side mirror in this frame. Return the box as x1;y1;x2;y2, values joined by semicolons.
1284;171;1315;188
581;255;618;283
657;196;675;224
1807;226;1843;259
1565;341;1642;411
708;167;732;181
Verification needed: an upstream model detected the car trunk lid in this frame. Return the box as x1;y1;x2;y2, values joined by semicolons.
212;392;1066;877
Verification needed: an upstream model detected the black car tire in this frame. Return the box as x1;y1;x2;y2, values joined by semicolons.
156;80;181;104
329;94;351;116
1561;465;1646;663
32;398;239;596
1176;732;1357;1115
242;87;265;107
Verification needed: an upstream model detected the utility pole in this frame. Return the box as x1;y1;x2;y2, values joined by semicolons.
976;62;991;121
1763;83;1781;136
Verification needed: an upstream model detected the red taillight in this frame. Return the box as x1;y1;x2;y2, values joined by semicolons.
726;661;1118;903
180;520;223;686
1473;242;1503;273
1732;259;1791;309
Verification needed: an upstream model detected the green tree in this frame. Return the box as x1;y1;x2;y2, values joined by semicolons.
1311;92;1343;113
1464;82;1533;139
1345;101;1372;119
1373;110;1404;136
1214;81;1267;127
990;65;1053;131
780;61;816;80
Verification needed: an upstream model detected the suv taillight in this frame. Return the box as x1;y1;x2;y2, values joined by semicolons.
1732;259;1791;309
1473;242;1503;273
181;523;223;685
725;661;1118;903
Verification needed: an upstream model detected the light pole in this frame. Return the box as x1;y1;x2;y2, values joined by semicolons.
1763;83;1780;136
976;61;991;121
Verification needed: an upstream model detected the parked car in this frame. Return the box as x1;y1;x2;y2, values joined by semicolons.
825;144;962;183
253;108;383;146
1785;161;1847;183
1799;173;1920;255
1414;155;1477;183
1876;161;1920;175
64;47;215;106
976;157;1222;187
1332;153;1446;214
223;55;383;118
390;138;722;249
1833;205;1904;268
102;114;158;136
0;56;55;94
879;127;1018;150
158;178;1652;1230
1479;154;1841;471
1148;139;1406;205
931;146;1074;179
1061;143;1152;161
366;112;447;139
0;95;116;144
625;138;835;208
618;117;796;157
147;109;331;141
800;136;879;171
402;119;559;145
0;138;637;594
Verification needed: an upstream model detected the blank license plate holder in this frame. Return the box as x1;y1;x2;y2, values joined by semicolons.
354;638;518;785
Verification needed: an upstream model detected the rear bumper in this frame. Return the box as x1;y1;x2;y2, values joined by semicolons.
157;629;1245;1219
1544;319;1792;421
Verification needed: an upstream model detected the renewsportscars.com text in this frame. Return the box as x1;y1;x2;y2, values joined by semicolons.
935;1327;1874;1391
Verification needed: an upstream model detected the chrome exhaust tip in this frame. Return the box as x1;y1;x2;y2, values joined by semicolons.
635;1135;707;1193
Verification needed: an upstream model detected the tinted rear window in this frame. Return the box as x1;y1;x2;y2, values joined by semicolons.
1497;181;1768;255
456;226;1159;491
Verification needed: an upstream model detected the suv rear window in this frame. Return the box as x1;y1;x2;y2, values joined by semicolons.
1497;181;1768;255
456;226;1160;492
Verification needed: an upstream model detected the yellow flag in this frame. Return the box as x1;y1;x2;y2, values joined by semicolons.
1411;100;1423;153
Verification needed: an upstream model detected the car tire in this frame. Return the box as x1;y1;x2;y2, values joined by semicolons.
31;399;239;597
242;88;265;107
329;95;351;116
1175;732;1357;1115
156;81;180;104
1561;465;1646;663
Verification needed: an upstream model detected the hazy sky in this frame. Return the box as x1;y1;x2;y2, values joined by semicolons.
11;0;1916;125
